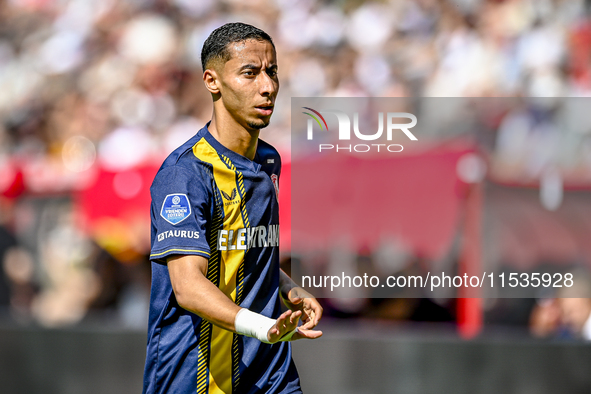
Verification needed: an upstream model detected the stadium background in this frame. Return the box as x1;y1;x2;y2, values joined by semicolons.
0;0;590;393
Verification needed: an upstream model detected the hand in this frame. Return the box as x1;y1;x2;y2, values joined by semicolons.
267;309;323;343
280;287;323;340
267;309;301;343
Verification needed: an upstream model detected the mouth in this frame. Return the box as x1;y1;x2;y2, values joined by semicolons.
255;104;274;116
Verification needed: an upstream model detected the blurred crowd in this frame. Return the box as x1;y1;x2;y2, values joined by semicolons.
3;0;591;158
529;271;591;340
1;0;591;335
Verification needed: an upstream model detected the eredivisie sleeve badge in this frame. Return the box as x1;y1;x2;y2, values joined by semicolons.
160;194;191;225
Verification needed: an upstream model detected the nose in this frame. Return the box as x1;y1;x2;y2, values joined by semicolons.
259;71;278;97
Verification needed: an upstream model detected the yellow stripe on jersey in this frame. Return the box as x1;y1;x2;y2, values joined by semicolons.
221;154;249;392
196;321;213;394
149;248;210;258
197;174;224;394
193;138;249;394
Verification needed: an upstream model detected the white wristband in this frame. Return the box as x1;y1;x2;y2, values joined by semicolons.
234;308;276;344
234;308;299;344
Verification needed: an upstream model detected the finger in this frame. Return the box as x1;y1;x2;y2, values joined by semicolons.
303;302;322;326
299;307;311;323
273;311;292;335
266;326;279;342
268;311;291;342
299;318;316;330
292;328;323;340
275;310;300;337
300;313;311;326
276;310;291;325
299;303;322;329
313;304;323;326
289;310;302;325
299;305;314;323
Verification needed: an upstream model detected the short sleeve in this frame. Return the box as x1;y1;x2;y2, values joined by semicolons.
149;165;212;263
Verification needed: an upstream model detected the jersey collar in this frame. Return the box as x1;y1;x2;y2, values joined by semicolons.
203;122;262;173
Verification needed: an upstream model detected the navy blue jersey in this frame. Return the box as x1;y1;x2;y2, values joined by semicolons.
143;124;301;394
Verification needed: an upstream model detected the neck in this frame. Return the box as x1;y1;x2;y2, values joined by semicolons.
208;110;259;160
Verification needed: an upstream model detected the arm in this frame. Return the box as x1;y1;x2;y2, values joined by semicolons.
168;254;241;331
168;255;308;342
279;269;324;333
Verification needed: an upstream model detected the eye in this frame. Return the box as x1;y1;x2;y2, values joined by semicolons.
243;70;255;77
267;69;277;77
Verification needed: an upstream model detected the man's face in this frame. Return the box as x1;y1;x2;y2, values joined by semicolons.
215;39;279;130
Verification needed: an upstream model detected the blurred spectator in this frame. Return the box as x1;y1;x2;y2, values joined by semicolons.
528;272;591;340
557;273;591;340
559;297;591;340
529;298;561;338
0;199;18;310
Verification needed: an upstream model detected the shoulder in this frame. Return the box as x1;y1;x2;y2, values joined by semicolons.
160;125;209;169
151;126;214;191
256;138;282;175
256;138;281;158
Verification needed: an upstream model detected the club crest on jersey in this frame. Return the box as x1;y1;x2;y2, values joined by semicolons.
160;193;191;225
271;174;279;198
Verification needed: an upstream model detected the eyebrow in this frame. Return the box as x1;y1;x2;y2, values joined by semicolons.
239;64;260;71
239;63;278;71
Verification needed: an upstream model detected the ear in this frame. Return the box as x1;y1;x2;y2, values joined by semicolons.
203;69;220;95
